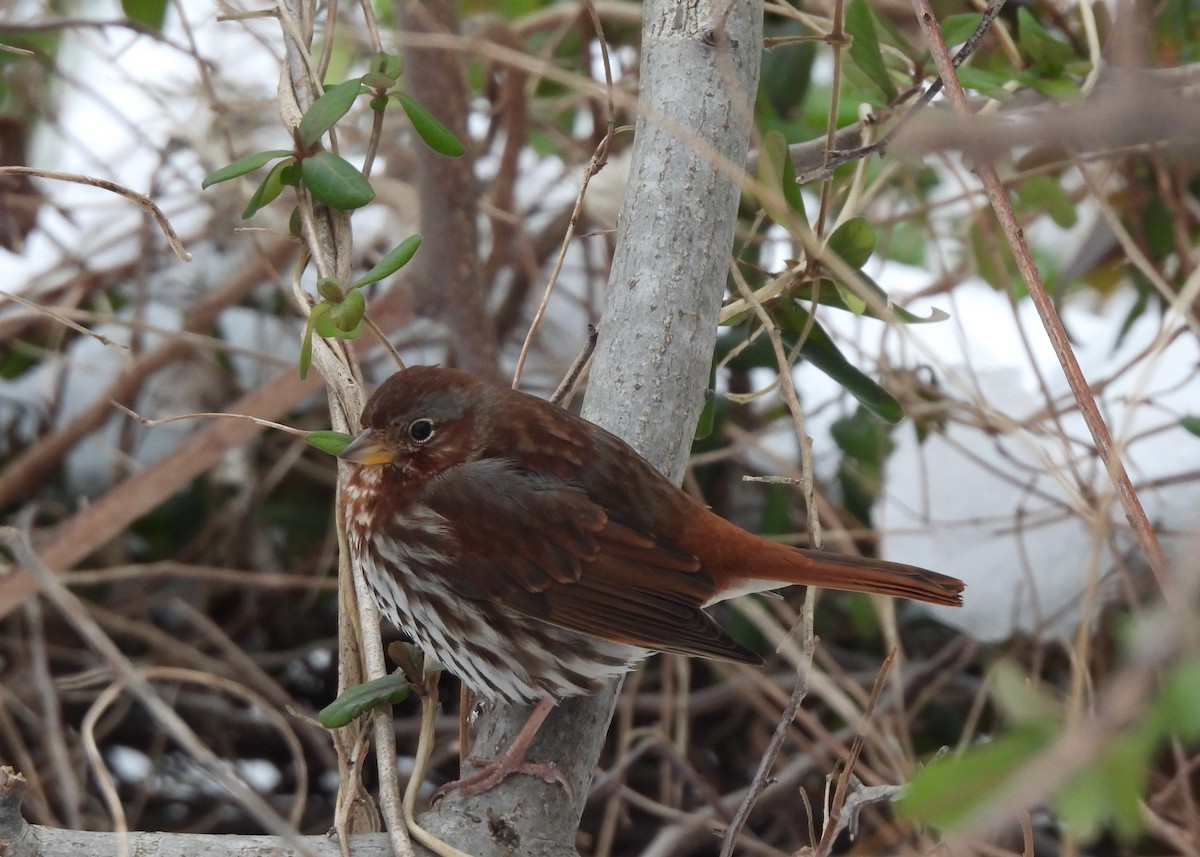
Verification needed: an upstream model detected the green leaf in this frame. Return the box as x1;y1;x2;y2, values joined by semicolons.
693;391;716;441
758;129;808;228
202;150;293;189
1014;174;1077;229
846;0;898;102
831;280;867;315
967;214;1020;290
1056;729;1154;842
1182;416;1200;438
240;157;296;219
832;407;895;522
1023;72;1084;101
1159;655;1200;739
299;78;366;148
317;288;366;337
352;234;423;287
318;674;411;728
299;303;330;380
316;278;344;302
300;152;375;210
990;661;1062;725
394;92;466;157
362;72;395;90
369;50;404;80
306;430;356;455
940;13;984;47
775;303;904;423
900;724;1057;829
868;4;921;63
956;66;1016;101
826;216;876;269
798;273;949;324
1017;8;1076;71
122;0;168;29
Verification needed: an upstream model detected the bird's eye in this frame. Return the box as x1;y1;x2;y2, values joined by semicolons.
408;418;435;443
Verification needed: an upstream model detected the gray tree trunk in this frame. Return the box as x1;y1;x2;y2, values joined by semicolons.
420;0;763;853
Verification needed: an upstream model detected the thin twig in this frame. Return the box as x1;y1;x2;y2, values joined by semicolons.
23;600;83;830
550;324;598;405
512;0;615;388
815;0;1008;178
401;674;473;857
0;166;190;261
110;401;310;437
0;289;130;349
909;0;1169;588
719;591;817;857
814;649;896;855
364;315;406;372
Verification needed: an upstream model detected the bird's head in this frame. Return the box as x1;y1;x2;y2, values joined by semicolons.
339;366;486;482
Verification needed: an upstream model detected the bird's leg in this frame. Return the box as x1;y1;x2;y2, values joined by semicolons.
432;697;570;801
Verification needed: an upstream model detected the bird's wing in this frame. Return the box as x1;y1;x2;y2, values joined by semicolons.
419;459;760;664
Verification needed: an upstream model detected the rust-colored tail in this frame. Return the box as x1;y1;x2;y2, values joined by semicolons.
694;514;964;607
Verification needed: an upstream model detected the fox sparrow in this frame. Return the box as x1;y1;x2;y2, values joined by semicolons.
340;366;963;794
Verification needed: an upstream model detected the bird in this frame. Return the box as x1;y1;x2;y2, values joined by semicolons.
339;365;964;796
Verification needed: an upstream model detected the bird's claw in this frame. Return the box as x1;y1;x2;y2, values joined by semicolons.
431;756;572;804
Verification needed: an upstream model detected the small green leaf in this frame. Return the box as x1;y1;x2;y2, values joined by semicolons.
846;0;898;102
775;302;904;423
202;150;292;189
240;157;296;219
1160;655;1200;739
866;3;919;62
826;216;877;268
693;391;716;441
314;315;364;340
362;71;395;90
1017;8;1076;71
299;78;366;148
798;273;949;324
122;0;168;29
299;303;331;380
832;407;895;523
758;129;808;228
1023;71;1084;101
900;724;1057;829
369;50;404;80
990;661;1063;725
1056;729;1154;842
318;674;411;728
394;92;466;157
1014;174;1077;229
323;288;366;335
300;152;375;210
306;430;356;456
940;13;983;47
831;280;868;315
956;66;1016;100
352;234;423;287
316;277;344;302
1182;416;1200;438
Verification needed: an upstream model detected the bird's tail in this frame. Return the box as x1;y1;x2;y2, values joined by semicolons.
701;516;964;607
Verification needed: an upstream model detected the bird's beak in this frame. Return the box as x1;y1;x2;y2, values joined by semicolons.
338;428;395;466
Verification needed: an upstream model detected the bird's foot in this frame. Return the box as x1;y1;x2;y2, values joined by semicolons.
432;754;570;802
